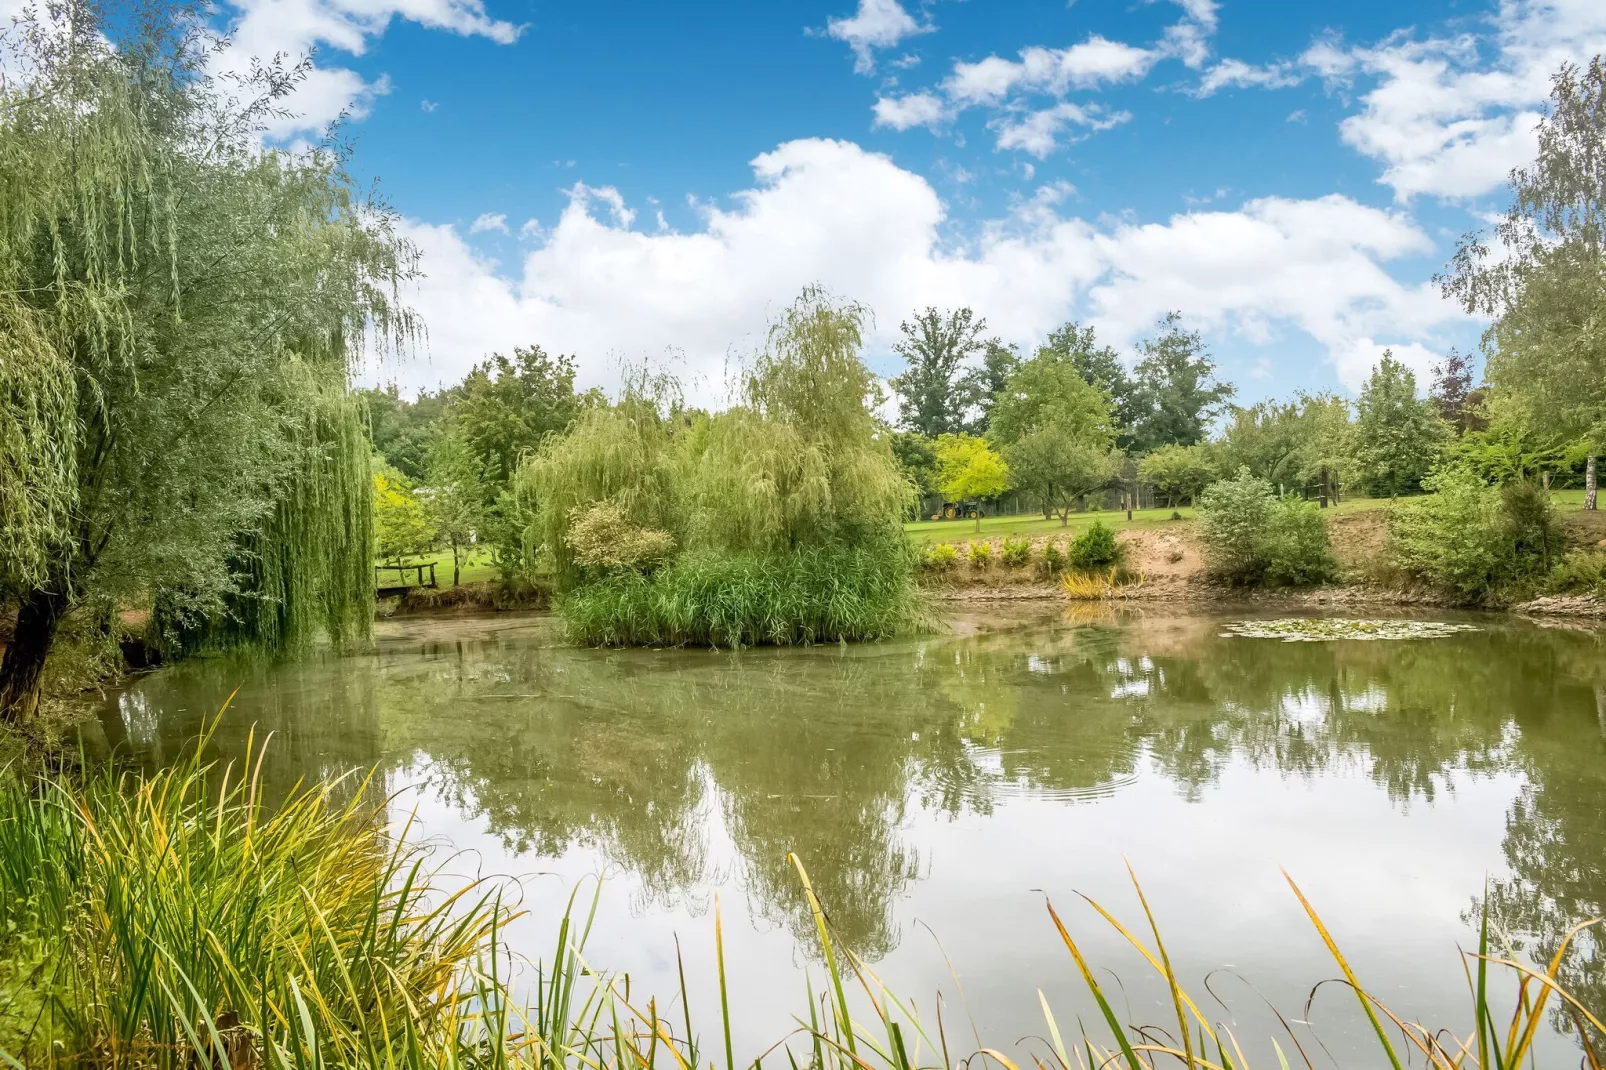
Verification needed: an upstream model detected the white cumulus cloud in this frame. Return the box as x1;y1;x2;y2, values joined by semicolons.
879;0;1218;155
1195;57;1302;95
373;139;1466;401
1191;0;1606;201
992;102;1131;158
872;90;950;130
218;0;523;139
826;0;932;74
470;212;509;234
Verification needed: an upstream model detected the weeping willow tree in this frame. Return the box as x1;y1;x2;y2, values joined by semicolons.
150;370;377;657
517;288;920;645
0;0;415;722
687;288;912;551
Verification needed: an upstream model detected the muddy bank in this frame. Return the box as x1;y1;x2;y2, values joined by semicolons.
920;511;1606;621
378;579;548;617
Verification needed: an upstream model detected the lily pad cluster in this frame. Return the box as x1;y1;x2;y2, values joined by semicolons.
1220;618;1481;642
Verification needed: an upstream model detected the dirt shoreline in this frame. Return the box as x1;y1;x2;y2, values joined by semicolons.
919;513;1606;621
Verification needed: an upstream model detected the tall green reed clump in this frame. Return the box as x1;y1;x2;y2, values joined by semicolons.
0;714;517;1068
519;287;923;647
561;540;923;647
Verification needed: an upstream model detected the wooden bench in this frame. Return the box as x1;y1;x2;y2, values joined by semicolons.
375;561;437;598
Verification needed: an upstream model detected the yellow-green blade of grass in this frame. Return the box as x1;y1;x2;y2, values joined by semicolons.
1282;871;1403;1070
1044;900;1144;1070
789;853;856;1058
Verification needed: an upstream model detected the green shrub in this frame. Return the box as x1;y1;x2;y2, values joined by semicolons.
1500;479;1562;573
1068;521;1122;571
1548;549;1606;595
968;541;994;570
1391;471;1569;602
1198;470;1274;582
1262;498;1338;587
1198;469;1335;587
561;542;925;647
566;499;675;573
1040;541;1066;576
922;541;959;573
1388;467;1509;600
1001;537;1033;568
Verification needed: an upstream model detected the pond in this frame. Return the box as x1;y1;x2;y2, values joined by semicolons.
95;607;1606;1065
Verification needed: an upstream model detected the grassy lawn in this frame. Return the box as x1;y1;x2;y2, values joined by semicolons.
376;547;499;587
1551;487;1592;509
905;506;1197;543
904;494;1392;545
905;487;1600;546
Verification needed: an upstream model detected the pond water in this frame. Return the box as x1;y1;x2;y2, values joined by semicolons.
96;607;1606;1066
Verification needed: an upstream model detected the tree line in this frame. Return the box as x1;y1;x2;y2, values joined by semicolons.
884;308;1502;528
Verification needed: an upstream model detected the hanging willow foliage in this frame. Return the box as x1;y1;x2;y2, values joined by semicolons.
0;1;416;718
0;294;75;593
517;288;920;644
152;376;375;657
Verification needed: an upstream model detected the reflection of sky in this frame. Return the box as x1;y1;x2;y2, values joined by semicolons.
98;611;1604;1067
390;749;1541;1067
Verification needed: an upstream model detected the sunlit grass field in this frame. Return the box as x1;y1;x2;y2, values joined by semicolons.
903;498;1378;544
377;547;500;586
906;487;1598;546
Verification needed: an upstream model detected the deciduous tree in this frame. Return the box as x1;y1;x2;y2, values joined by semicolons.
424;428;489;585
1429;350;1488;434
988;350;1114;448
1036;322;1140;441
934;435;1011;531
1442;57;1606;508
1006;431;1121;525
1138;443;1218;506
958;339;1020;433
889;307;988;437
373;468;435;567
1129;313;1236;450
1349;352;1447;498
454;345;585;499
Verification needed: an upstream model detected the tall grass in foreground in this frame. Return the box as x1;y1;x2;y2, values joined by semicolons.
561;543;927;647
0;718;1600;1068
0;706;516;1068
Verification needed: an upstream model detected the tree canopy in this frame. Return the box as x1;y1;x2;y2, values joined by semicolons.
1036;322;1140;441
933;435;1011;530
1443;57;1606;505
1350;352;1446;498
889;307;989;437
1129;313;1235;450
0;0;415;720
1218;392;1351;493
988;350;1115;447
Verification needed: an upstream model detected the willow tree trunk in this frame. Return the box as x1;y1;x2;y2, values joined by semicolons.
1587;454;1597;511
0;587;71;725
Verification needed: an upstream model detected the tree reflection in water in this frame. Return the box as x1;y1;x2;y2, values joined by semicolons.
100;611;1606;1029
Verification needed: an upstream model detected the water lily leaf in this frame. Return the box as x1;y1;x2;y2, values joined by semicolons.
1219;619;1481;642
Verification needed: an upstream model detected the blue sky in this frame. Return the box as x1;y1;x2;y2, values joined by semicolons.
163;0;1606;404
